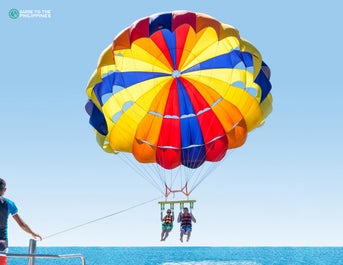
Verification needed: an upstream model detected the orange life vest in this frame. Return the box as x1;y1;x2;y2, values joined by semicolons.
164;215;173;224
181;213;191;227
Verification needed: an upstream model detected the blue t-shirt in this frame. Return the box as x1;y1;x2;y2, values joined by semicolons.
0;197;18;241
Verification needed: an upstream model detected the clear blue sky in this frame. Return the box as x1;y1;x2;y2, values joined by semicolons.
1;0;343;247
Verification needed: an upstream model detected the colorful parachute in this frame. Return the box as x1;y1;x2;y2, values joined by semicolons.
85;10;272;198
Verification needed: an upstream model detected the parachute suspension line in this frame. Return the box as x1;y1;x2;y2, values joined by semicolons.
163;161;195;200
149;158;175;198
187;160;207;190
150;147;186;200
154;161;172;195
189;161;220;194
116;151;188;199
168;165;183;198
43;195;163;240
190;148;237;194
117;152;165;195
141;161;168;195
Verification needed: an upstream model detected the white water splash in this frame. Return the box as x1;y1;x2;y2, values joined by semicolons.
162;261;262;265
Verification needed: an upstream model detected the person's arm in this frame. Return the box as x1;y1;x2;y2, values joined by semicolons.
177;212;182;223
160;212;164;222
191;213;196;223
12;214;42;240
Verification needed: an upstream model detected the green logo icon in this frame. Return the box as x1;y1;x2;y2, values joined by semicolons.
9;8;20;19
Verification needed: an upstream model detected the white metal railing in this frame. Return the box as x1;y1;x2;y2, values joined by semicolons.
1;240;86;265
5;252;86;264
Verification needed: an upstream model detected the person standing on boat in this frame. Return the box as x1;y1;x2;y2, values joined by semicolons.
177;207;196;242
0;178;42;252
160;209;174;241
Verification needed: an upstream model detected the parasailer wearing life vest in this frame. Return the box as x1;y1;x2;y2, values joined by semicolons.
160;209;174;241
177;207;196;242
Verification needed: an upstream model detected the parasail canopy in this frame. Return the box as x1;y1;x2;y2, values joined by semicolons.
85;10;272;199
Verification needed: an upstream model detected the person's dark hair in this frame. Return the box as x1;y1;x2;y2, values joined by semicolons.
0;178;6;190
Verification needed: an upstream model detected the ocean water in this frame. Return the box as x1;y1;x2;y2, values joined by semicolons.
7;247;343;265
